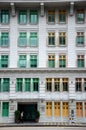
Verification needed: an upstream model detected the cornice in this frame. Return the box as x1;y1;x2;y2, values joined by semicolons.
0;68;86;74
0;0;85;3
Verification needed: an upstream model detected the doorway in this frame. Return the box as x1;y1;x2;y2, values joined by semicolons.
18;103;37;122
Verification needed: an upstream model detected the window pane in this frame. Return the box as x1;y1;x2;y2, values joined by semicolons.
18;32;27;46
1;32;9;46
30;10;38;24
48;11;55;23
18;55;26;68
19;10;27;24
1;10;9;24
24;78;31;91
1;55;8;68
30;55;37;68
2;78;10;92
32;78;39;91
30;32;38;46
16;78;23;92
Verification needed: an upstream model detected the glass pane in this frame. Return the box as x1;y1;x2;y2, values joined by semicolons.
30;11;38;24
1;10;9;24
19;10;27;24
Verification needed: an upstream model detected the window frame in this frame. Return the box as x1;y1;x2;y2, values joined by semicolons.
18;10;27;24
59;55;66;68
77;55;84;68
76;9;85;24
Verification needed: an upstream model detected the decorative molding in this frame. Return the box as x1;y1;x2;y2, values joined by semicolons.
69;2;74;16
10;3;16;17
40;3;44;17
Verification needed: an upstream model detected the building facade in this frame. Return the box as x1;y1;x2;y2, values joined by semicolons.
0;0;86;124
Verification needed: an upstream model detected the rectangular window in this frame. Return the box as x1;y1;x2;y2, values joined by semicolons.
76;102;83;117
48;55;55;68
54;78;60;91
59;32;66;46
1;10;9;24
2;78;10;92
0;79;1;92
62;78;68;91
76;10;85;23
76;78;82;92
18;32;27;46
46;78;52;92
59;10;66;23
0;55;8;68
77;55;84;68
84;79;86;91
16;78;23;92
2;102;9;117
30;32;38;47
47;11;55;23
24;78;31;92
48;32;55;46
18;55;26;68
29;10;38;24
19;10;27;24
32;78;39;91
1;32;9;46
62;102;69;117
85;103;86;117
30;55;37;68
54;102;60;116
77;32;84;46
59;55;66;68
46;102;52;116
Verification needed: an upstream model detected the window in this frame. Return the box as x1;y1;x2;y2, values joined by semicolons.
2;102;9;117
59;32;66;46
59;55;66;68
24;78;31;92
0;79;1;92
77;32;84;46
85;103;86;117
30;55;37;68
76;78;82;91
29;10;38;24
1;32;9;46
18;32;27;46
48;32;55;46
48;55;55;68
1;10;9;24
46;102;52;116
0;55;8;68
76;10;85;23
2;78;10;92
54;78;60;91
32;78;39;91
16;78;23;92
46;78;52;92
29;32;38;47
62;78;68;91
77;55;84;68
47;11;55;23
62;102;69;117
76;102;83;117
84;79;86;91
18;55;27;68
19;10;27;24
54;102;60;116
59;10;66;23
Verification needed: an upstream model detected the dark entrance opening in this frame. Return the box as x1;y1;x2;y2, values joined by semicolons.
18;103;37;122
